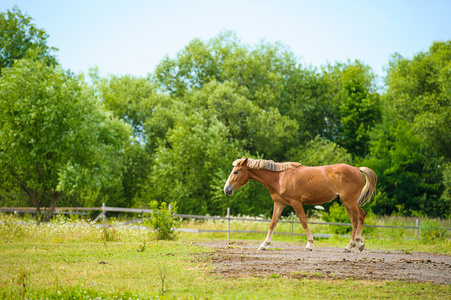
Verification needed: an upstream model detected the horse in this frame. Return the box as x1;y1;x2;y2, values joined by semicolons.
223;157;377;252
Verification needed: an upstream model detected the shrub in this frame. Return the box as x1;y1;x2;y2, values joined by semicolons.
143;201;180;240
321;202;351;234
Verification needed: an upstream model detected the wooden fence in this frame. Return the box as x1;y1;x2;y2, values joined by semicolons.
3;204;450;239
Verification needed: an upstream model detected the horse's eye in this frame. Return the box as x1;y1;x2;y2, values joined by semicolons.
233;171;239;175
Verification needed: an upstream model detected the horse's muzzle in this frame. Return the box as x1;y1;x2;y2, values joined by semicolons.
224;185;234;196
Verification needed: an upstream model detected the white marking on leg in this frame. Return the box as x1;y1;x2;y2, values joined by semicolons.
258;241;270;250
259;202;285;250
259;231;273;250
344;242;356;253
305;240;314;251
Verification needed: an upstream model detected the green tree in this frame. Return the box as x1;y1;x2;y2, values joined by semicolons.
92;72;172;206
0;6;57;75
322;61;381;157
385;42;451;160
367;41;451;217
186;80;298;160
154;31;335;152
290;135;353;167
93;71;164;137
0;57;130;221
143;108;240;215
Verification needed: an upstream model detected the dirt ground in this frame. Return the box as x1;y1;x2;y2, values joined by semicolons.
195;241;451;284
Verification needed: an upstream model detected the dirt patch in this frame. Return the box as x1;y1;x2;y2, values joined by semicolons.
195;241;451;284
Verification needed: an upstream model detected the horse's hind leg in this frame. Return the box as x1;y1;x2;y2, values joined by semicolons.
292;201;314;251
343;204;358;252
343;203;366;252
259;202;286;250
355;207;367;251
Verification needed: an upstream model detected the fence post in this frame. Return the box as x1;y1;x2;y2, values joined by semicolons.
416;219;420;239
291;211;294;238
227;207;230;240
102;202;106;228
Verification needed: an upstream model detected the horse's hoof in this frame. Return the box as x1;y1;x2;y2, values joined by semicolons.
358;244;365;252
343;248;352;253
258;243;269;250
304;247;313;251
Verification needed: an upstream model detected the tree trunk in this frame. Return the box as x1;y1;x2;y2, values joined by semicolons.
11;171;43;223
44;192;60;222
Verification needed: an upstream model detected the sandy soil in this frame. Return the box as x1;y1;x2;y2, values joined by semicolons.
195;241;451;284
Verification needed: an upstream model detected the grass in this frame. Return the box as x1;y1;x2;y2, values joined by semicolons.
1;213;450;299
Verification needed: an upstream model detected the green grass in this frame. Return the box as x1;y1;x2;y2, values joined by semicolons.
1;214;450;299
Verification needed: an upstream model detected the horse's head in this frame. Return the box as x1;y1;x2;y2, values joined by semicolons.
224;157;251;196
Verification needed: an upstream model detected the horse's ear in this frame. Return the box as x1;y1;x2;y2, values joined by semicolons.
241;157;248;166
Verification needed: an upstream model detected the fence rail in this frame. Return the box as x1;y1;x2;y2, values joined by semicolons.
2;205;450;240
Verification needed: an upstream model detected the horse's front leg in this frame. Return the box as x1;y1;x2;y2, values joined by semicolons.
259;202;286;250
292;201;314;251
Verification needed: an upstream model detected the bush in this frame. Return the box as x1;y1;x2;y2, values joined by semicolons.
321;202;351;234
143;201;180;240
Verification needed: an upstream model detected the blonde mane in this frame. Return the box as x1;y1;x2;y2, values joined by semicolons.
233;158;301;172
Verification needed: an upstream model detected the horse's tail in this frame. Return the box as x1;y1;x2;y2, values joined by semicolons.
358;167;377;206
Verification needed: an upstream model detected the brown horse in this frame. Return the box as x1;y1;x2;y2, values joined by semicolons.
224;157;377;252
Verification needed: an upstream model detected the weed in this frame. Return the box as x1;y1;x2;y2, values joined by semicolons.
17;269;29;298
144;201;180;241
137;240;147;252
292;271;307;276
158;261;167;295
102;226;120;242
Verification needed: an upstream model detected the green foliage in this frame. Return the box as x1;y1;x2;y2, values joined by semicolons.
321;202;351;234
144;201;181;240
143;109;239;215
385;41;451;159
154;31;335;149
291;136;353;166
93;71;159;137
0;6;57;74
366;41;451;217
0;56;130;220
335;63;381;157
186;80;299;159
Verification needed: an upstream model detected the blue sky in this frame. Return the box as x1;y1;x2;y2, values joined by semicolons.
2;1;451;79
